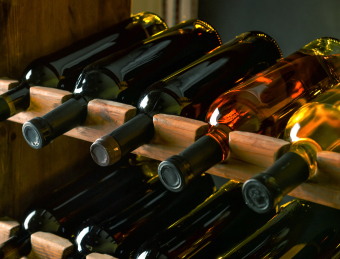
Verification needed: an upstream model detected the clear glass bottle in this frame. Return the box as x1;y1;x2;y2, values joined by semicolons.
22;19;222;149
243;85;340;213
89;31;282;167
158;37;340;192
0;12;167;122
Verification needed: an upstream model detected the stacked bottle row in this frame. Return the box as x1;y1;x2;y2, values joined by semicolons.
1;10;340;258
1;155;340;259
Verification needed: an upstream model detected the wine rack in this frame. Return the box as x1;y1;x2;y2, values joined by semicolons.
1;79;340;258
1;0;340;257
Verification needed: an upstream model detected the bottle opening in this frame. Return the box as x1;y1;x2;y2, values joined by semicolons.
242;179;273;214
158;160;185;192
90;143;110;166
22;122;44;149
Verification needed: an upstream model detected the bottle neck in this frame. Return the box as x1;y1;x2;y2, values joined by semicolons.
0;230;31;258
0;81;30;121
90;113;155;166
243;150;311;213
289;138;321;178
158;134;224;192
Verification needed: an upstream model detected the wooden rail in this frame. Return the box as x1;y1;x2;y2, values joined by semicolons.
1;79;340;258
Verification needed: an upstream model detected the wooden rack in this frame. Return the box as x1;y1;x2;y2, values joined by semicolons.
1;79;340;258
2;0;340;257
2;80;340;210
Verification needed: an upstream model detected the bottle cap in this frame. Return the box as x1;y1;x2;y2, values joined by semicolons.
242;174;282;214
243;151;310;214
90;135;122;166
22;117;52;149
159;135;224;192
158;155;192;192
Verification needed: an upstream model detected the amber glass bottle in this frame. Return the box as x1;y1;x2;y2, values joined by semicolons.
0;156;160;258
22;19;221;149
221;199;340;259
158;37;340;192
0;12;167;122
134;180;276;259
243;85;340;213
89;31;282;167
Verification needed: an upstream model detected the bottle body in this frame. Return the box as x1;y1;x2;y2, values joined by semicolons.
0;156;160;258
74;174;216;259
0;12;167;121
243;86;340;213
90;31;282;167
221;199;340;259
22;19;222;150
158;37;340;192
134;180;276;259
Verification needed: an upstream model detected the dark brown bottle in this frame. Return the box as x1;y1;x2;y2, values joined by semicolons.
158;37;340;192
22;19;222;149
89;31;282;167
134;180;276;259
71;174;216;259
221;199;340;259
0;155;160;258
0;12;167;122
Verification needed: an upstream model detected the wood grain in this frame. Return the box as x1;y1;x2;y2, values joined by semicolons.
31;232;73;259
87;253;118;259
0;0;131;79
0;120;99;220
229;131;291;168
1;79;339;212
0;217;19;243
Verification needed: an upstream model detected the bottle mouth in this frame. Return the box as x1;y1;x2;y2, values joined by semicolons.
158;156;192;192
90;135;122;167
242;174;282;214
22;118;50;149
242;179;273;214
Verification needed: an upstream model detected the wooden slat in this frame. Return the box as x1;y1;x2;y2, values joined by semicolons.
87;253;118;259
0;217;19;243
0;79;19;92
2;81;340;212
65;99;137;142
134;114;209;160
8;87;137;142
31;232;73;259
229;131;291;168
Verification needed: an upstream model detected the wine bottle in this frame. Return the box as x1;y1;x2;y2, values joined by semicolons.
0;155;160;258
71;174;215;259
158;37;340;192
220;199;340;259
243;86;340;213
90;31;282;167
22;19;222;149
134;180;276;259
0;12;167;122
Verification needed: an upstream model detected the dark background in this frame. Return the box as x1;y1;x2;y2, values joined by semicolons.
198;0;340;57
